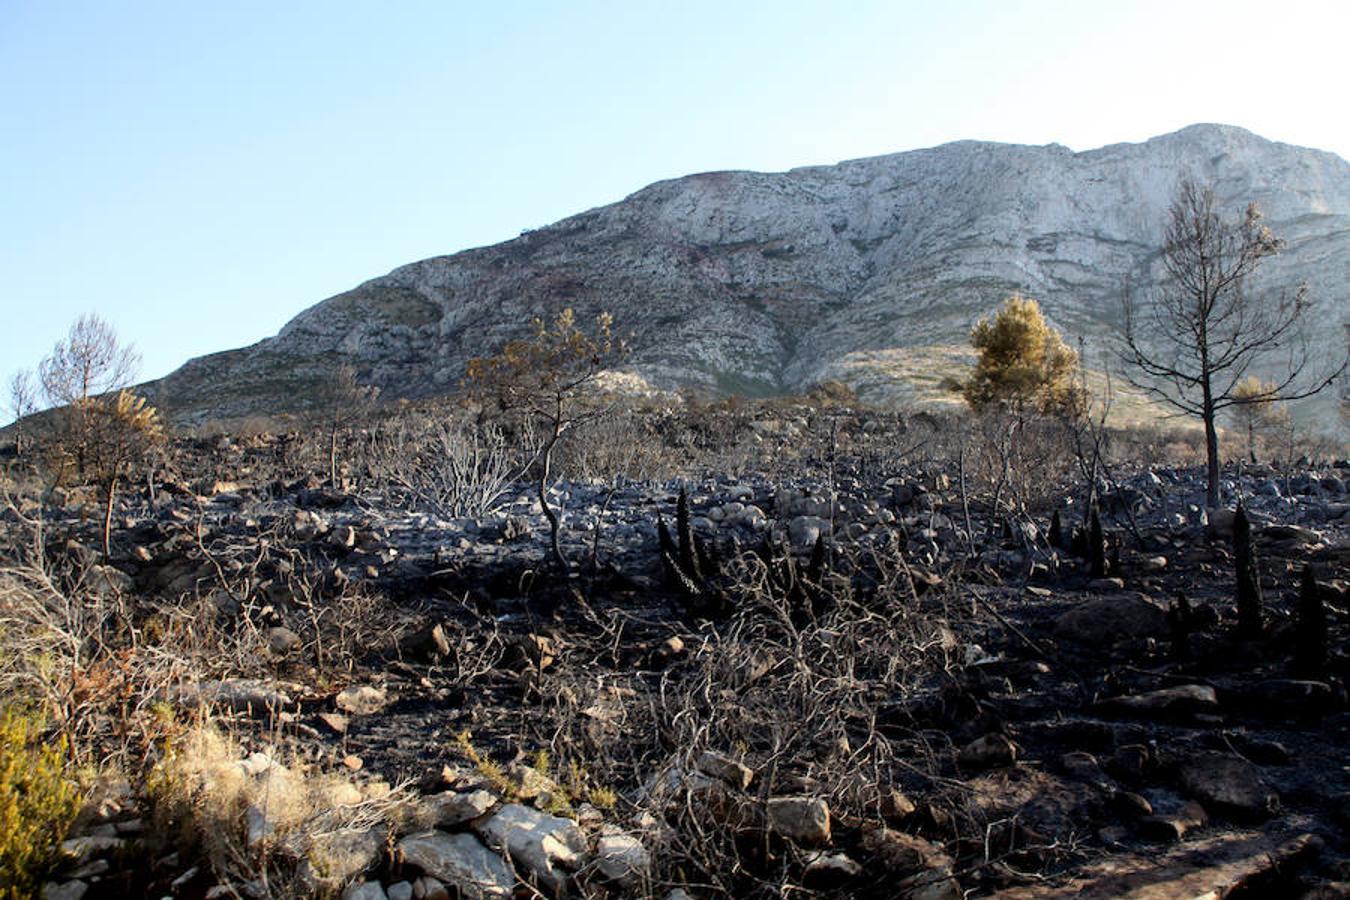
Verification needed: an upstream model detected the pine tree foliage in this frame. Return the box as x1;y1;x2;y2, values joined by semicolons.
963;295;1084;417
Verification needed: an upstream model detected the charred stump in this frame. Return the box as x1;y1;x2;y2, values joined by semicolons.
1233;504;1263;640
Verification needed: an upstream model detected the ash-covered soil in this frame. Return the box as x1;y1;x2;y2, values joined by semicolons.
8;411;1350;899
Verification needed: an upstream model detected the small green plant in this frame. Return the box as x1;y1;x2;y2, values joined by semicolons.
454;730;518;799
0;708;80;899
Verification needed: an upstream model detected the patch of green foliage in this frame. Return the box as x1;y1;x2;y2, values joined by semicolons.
0;707;80;899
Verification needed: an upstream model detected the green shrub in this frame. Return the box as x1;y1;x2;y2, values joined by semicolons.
0;707;80;899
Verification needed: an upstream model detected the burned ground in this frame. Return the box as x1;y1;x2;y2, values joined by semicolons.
3;403;1349;899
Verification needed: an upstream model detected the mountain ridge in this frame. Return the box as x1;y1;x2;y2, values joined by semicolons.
144;124;1350;425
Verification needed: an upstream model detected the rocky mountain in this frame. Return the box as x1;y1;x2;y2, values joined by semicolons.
147;124;1349;424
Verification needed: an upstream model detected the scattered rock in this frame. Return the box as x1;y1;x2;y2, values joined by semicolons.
1179;753;1278;820
416;790;497;828
1095;684;1219;718
1138;800;1208;842
476;803;586;893
1054;593;1169;646
166;679;292;714
318;712;349;735
341;881;388;900
788;515;830;547
696;751;754;790
881;788;918;823
41;881;89;900
594;830;652;889
336;684;390;715
958;733;1017;771
803;851;863;887
767;796;831;847
862;827;953;874
396;831;513;900
265;626;303;656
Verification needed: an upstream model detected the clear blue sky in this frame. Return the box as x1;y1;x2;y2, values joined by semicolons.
3;0;1347;411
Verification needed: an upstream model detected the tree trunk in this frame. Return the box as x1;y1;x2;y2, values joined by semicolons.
538;423;568;573
102;475;118;560
328;424;339;485
1202;396;1221;509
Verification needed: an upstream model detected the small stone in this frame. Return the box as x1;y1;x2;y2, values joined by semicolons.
336;684;389;715
788;515;830;547
696;751;754;790
59;835;124;863
330;525;358;550
595;830;652;888
417;790;497;828
413;876;451;900
386;883;414;900
41;881;88;900
803;851;863;887
881;788;918;823
1138;801;1207;842
343;755;364;771
65;860;109;880
266;626;303;656
318;712;349;734
342;882;388;900
767;796;831;847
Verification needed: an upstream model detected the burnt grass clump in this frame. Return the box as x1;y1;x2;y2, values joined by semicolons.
3;398;1350;898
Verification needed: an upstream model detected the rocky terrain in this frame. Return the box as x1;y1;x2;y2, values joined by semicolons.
142;124;1350;425
5;402;1350;898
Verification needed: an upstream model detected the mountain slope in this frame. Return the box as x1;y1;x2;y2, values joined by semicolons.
146;124;1350;424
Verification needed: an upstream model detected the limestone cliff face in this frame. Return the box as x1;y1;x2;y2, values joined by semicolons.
147;124;1349;423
